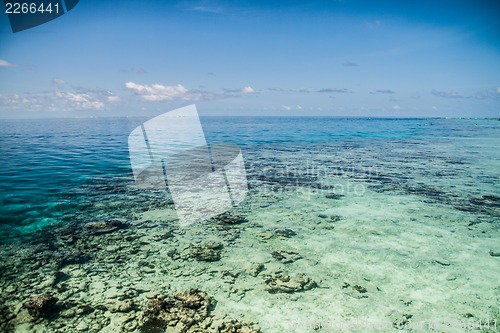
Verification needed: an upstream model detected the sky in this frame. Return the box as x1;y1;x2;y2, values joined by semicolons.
0;0;499;118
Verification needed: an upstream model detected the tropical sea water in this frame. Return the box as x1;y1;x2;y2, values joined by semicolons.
0;116;499;332
1;117;498;239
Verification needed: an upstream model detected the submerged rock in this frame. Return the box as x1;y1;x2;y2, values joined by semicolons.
0;300;15;331
469;195;500;208
433;258;451;266
330;215;342;222
140;318;166;333
215;317;261;333
273;228;296;238
167;249;181;260
325;193;344;200
353;285;367;293
56;251;92;268
175;289;212;310
214;212;248;225
107;300;135;313
23;293;59;319
257;229;296;241
264;273;317;293
85;219;127;235
220;270;240;284
256;232;274;240
143;289;212;331
245;263;265;277
341;282;368;299
393;313;413;329
142;289;260;333
489;250;500;257
190;242;223;262
271;250;302;264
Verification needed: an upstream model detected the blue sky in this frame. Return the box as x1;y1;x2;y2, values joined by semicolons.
0;0;499;118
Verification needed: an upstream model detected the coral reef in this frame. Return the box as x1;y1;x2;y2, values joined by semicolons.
271;250;302;264
215;317;261;333
175;289;212;310
264;273;317;293
342;283;369;299
142;289;260;333
256;232;274;240
56;251;92;268
23;293;59;319
140;318;166;333
190;242;223;262
143;289;212;332
85;219;127;235
0;299;15;331
214;212;248;225
107;300;135;313
245;263;264;277
256;228;296;241
273;228;296;238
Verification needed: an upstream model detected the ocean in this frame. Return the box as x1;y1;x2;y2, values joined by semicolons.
0;116;499;332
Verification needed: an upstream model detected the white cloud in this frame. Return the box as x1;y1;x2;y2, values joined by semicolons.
189;5;223;13
125;82;203;101
52;78;66;86
0;85;115;112
432;89;465;99
432;106;438;110
281;105;303;111
241;86;255;94
371;89;395;94
317;88;350;93
392;104;401;110
55;91;105;109
0;59;15;67
433;87;500;101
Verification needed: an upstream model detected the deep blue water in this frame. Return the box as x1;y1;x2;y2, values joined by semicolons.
0;116;499;240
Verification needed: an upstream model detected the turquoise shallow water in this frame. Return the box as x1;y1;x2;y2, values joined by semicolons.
0;117;499;332
1;117;498;240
